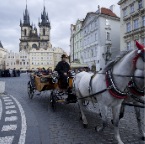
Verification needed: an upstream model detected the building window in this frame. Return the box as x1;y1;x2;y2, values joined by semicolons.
106;19;110;25
95;33;97;40
106;46;111;53
142;37;145;45
126;22;131;32
130;4;134;13
123;8;127;17
32;44;37;48
134;19;139;29
138;0;142;9
142;16;145;26
43;28;45;36
126;42;131;51
24;29;26;36
106;32;110;40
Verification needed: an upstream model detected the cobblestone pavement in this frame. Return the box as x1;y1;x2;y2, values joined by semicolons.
0;73;145;144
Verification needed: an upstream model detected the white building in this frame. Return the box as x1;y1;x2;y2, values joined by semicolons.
5;50;29;70
0;41;7;69
70;6;120;71
70;20;84;63
118;0;145;51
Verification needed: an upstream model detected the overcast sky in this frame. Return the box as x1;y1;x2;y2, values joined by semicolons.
0;0;120;54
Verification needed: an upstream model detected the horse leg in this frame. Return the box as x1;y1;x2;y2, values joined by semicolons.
119;104;125;120
111;104;125;125
78;99;88;127
112;104;124;144
134;104;145;141
96;105;108;132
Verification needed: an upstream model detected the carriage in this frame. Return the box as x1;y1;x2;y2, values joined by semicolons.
27;63;89;110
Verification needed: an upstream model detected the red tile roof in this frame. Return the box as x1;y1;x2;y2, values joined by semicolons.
101;7;118;18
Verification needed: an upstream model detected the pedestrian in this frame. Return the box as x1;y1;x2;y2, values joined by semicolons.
13;68;16;77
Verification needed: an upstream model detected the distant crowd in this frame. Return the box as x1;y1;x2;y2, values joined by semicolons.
0;68;20;77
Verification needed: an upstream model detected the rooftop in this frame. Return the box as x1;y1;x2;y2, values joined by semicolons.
101;7;119;18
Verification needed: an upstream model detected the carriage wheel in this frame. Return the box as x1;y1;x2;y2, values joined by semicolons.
50;91;56;111
27;81;34;99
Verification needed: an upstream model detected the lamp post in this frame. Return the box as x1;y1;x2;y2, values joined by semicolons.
102;46;112;65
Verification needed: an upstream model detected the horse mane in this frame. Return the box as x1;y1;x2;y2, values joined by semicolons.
102;51;131;73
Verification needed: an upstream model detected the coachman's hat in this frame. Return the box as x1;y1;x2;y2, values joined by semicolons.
61;54;67;58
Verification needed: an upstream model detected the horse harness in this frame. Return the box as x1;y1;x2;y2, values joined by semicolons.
79;51;144;100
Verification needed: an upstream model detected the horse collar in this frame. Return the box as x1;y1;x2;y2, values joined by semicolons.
106;69;128;99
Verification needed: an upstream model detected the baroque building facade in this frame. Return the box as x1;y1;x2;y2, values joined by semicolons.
118;0;145;51
5;50;29;70
0;41;7;69
70;6;120;71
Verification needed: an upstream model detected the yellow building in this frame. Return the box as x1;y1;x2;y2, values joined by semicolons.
29;48;54;70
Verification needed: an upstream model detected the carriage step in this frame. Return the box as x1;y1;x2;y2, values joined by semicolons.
56;99;65;103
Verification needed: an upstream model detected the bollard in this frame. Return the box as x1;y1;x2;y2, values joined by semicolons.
0;81;5;94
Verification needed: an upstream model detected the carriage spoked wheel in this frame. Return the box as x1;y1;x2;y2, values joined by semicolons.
27;81;34;99
50;91;56;111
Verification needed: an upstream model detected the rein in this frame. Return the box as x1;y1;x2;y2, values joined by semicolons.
78;88;107;100
96;73;144;79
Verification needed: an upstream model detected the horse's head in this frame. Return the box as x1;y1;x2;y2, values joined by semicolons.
133;41;144;91
135;41;145;62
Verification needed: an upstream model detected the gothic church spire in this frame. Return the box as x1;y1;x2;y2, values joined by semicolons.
39;6;50;27
22;0;30;26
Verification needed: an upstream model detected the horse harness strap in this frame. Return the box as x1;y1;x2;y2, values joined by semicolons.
128;77;144;97
89;72;97;94
78;88;107;100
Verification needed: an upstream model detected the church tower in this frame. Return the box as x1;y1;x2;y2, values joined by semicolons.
19;3;32;51
39;6;51;49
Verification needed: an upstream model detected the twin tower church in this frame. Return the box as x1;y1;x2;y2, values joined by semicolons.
19;4;52;52
10;4;66;70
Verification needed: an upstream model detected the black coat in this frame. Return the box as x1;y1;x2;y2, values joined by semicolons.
55;61;70;76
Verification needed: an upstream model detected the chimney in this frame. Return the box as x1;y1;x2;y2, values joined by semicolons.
110;5;115;12
97;5;101;13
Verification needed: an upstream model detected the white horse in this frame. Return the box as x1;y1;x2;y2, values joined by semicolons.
73;42;144;144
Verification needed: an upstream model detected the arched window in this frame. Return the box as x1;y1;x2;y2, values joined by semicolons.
24;29;27;36
32;44;37;49
43;28;45;36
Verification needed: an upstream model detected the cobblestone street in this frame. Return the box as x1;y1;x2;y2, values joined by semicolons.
0;73;145;144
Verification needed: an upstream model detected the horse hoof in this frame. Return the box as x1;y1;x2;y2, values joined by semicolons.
111;119;114;125
95;126;97;132
141;136;145;141
83;124;88;128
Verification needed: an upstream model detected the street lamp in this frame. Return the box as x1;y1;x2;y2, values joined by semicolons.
102;46;112;65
